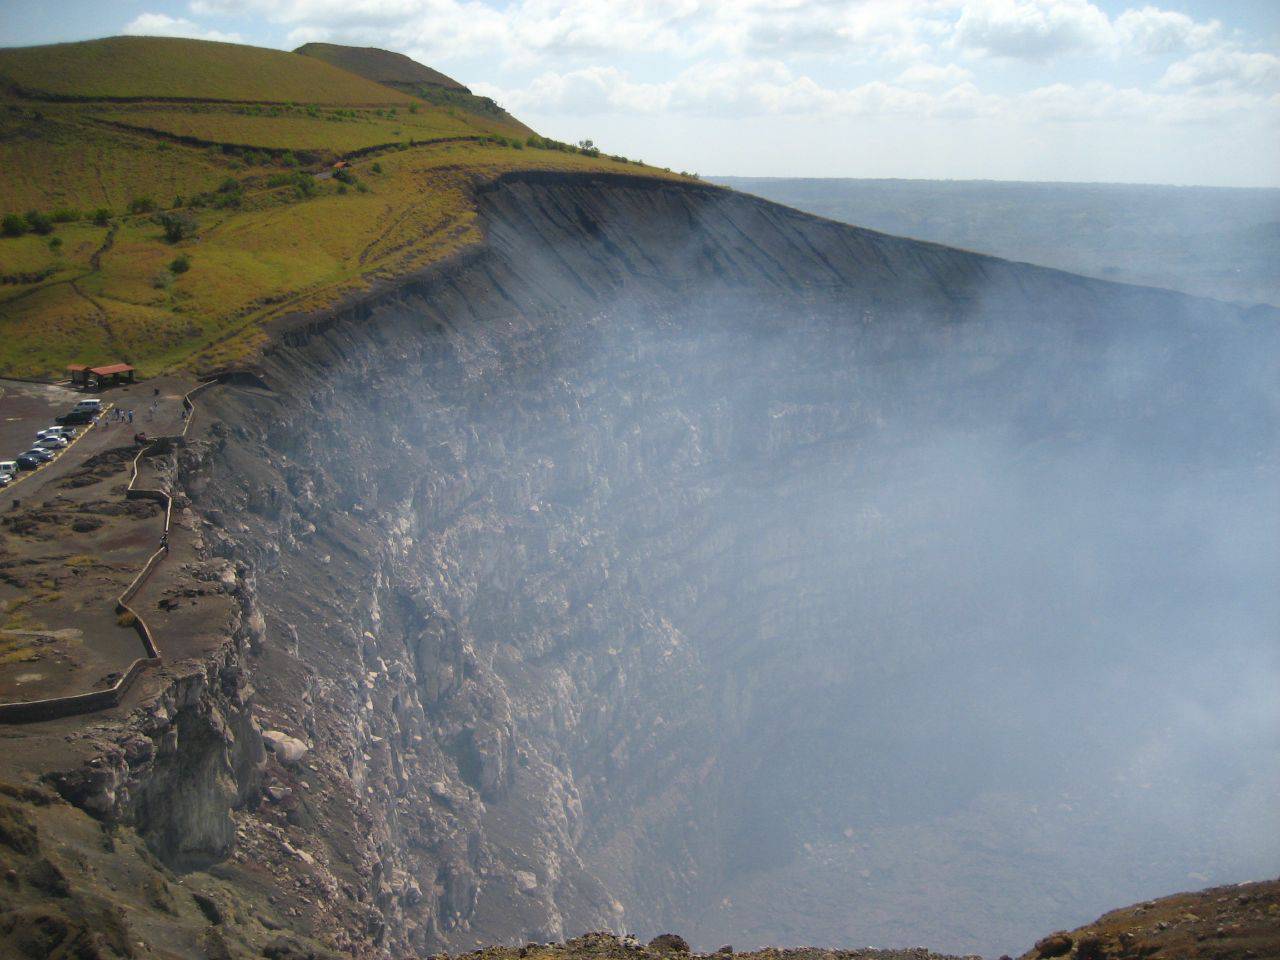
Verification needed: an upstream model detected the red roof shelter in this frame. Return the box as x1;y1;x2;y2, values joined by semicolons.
68;362;136;390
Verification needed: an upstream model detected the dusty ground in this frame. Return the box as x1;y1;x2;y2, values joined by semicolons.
0;376;201;705
0;445;160;700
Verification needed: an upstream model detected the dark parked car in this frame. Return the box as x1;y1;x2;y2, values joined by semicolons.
56;409;96;426
16;452;44;470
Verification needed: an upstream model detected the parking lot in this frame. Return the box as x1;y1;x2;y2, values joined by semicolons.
0;378;190;512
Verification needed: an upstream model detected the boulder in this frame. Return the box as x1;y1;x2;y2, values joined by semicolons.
648;934;691;953
262;730;308;764
1034;932;1074;958
514;870;538;892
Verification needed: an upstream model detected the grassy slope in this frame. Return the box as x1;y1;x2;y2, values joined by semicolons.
295;41;468;91
0;35;416;103
0;37;685;379
295;40;533;135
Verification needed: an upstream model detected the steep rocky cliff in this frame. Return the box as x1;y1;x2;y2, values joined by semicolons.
2;173;1276;960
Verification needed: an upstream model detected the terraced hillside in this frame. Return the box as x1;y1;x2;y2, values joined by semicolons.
0;36;676;378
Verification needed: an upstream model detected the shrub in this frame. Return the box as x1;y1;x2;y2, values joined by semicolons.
92;208;112;226
128;197;155;214
356;181;369;193
218;177;241;194
2;214;27;237
25;210;53;235
408;103;419;114
158;211;197;243
48;236;62;251
169;254;190;274
370;161;382;174
333;167;354;184
510;138;524;149
272;171;318;200
51;208;80;223
337;183;348;195
281;151;298;167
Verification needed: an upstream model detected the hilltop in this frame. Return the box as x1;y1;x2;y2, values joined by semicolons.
0;36;419;104
294;41;470;93
295;40;533;134
0;36;680;378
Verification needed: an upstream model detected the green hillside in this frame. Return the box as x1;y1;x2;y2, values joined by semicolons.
0;35;416;104
0;36;683;379
295;41;533;134
294;42;469;92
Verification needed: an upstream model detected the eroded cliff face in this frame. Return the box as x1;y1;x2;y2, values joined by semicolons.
169;174;1277;958
6;173;1276;960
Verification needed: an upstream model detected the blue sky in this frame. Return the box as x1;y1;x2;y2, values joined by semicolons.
3;0;1278;186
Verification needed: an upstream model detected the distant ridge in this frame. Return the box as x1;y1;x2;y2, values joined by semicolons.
295;42;470;93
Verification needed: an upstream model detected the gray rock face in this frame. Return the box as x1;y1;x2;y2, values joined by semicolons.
46;621;265;871
70;174;1273;959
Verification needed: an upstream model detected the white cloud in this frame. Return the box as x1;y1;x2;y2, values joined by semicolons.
896;62;973;87
480;65;672;114
488;53;1272;132
124;12;244;43
1160;47;1280;94
952;0;1114;61
1114;5;1220;58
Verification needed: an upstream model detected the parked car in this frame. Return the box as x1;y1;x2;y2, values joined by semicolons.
20;448;53;465
16;453;43;470
0;460;15;478
56;409;96;426
36;435;69;450
40;425;76;439
73;399;103;413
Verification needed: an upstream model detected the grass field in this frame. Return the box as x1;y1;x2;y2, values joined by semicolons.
0;106;232;212
0;36;691;379
0;36;416;104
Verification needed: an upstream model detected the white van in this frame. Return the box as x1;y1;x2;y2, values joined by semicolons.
0;461;16;480
73;398;103;413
